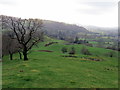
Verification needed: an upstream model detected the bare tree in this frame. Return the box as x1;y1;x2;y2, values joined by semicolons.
2;30;23;60
2;16;43;60
2;31;20;60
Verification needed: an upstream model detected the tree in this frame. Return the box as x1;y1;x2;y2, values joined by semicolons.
2;31;21;60
2;16;44;60
74;36;79;43
61;47;67;53
81;47;91;55
2;32;23;60
69;47;76;56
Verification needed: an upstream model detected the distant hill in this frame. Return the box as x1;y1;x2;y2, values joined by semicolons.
1;15;90;38
84;25;118;36
42;20;90;39
43;20;89;33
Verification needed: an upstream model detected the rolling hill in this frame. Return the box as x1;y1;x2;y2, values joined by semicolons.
42;20;90;39
43;20;89;33
2;37;118;88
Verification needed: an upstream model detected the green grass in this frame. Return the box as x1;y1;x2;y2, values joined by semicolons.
2;38;118;88
89;41;98;44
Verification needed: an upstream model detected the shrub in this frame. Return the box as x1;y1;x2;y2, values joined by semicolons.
74;36;79;43
69;47;76;56
81;47;91;55
61;47;67;53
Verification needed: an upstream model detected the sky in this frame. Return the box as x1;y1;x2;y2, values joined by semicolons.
0;0;119;27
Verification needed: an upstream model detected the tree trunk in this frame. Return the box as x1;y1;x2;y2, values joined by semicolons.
9;51;13;60
10;53;13;60
24;53;28;60
23;46;28;61
2;55;4;58
18;51;22;59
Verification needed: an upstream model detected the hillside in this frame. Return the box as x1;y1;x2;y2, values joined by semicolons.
1;15;89;34
43;20;89;33
1;15;118;88
2;37;118;88
43;20;90;39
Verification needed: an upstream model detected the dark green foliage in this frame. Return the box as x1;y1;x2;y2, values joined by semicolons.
73;36;89;44
81;47;91;55
61;47;67;53
79;40;89;44
69;47;76;56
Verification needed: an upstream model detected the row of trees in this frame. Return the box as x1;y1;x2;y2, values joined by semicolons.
73;36;89;44
61;46;91;56
2;15;44;60
61;46;116;57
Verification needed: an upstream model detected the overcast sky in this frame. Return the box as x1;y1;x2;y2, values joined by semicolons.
0;0;119;27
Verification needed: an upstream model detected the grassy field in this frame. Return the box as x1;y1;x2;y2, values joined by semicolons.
2;37;118;88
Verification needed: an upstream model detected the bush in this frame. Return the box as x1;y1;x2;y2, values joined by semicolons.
73;37;89;44
61;47;67;53
81;47;91;55
69;47;76;56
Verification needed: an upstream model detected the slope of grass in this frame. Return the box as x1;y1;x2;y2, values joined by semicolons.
2;38;118;88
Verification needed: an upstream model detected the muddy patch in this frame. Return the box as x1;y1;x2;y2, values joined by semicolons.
37;50;53;52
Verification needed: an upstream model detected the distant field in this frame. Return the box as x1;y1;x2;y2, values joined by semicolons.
89;41;98;44
2;38;118;88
